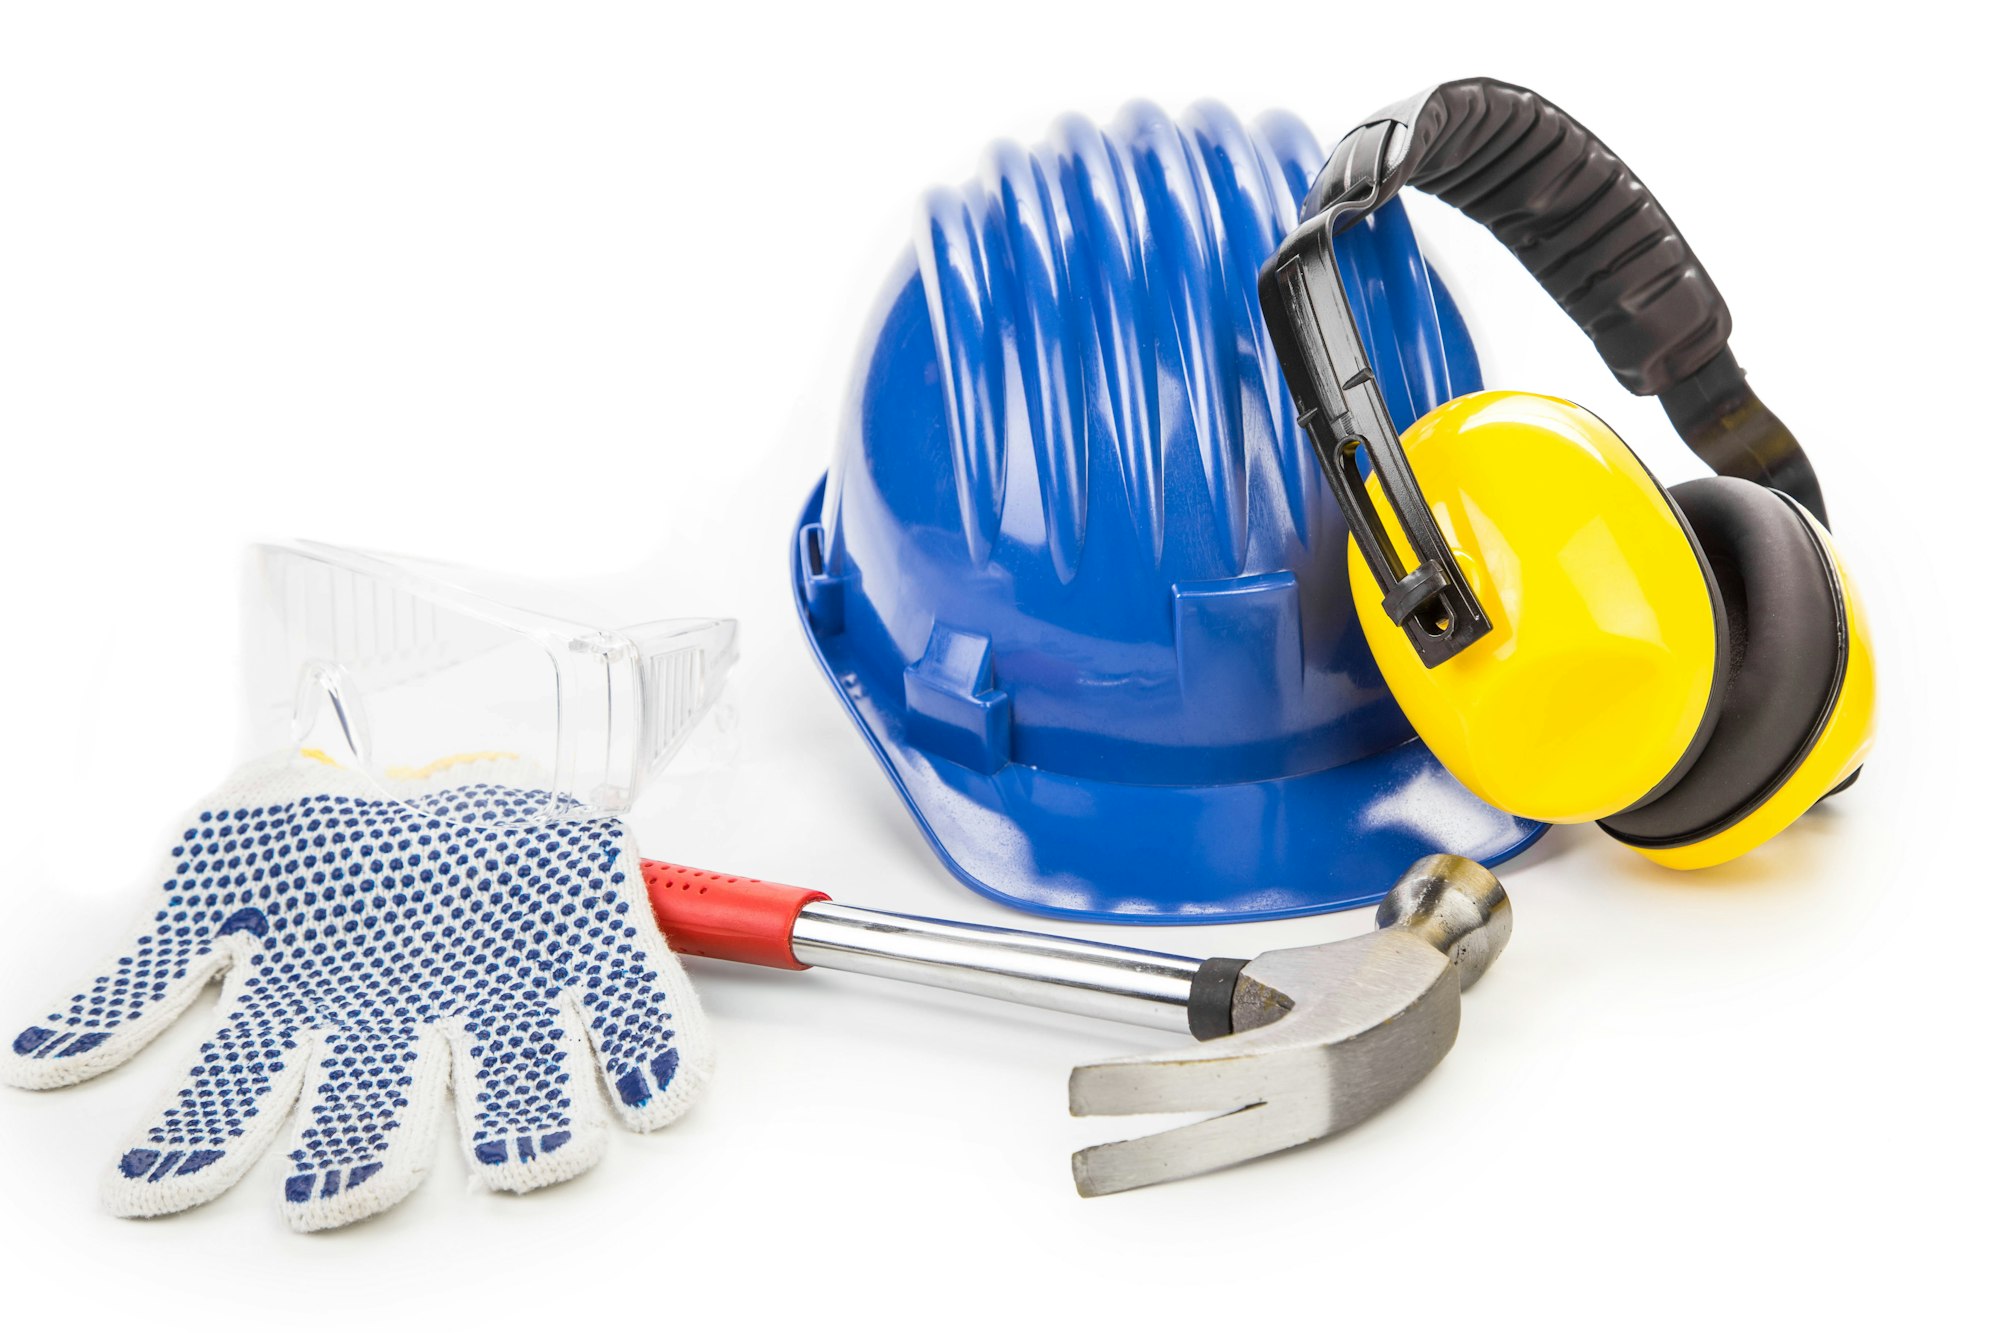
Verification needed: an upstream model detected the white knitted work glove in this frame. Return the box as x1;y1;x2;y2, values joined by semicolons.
1;753;710;1230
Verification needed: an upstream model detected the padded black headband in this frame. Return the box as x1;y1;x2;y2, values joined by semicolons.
1295;77;1825;526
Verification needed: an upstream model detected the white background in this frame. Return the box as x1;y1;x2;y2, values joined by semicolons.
0;3;1989;1327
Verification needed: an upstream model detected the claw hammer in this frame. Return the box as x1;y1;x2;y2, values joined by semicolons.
640;853;1510;1195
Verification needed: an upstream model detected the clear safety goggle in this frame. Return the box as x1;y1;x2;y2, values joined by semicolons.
244;541;738;827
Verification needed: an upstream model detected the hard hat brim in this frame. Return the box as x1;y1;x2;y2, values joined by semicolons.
793;481;1547;923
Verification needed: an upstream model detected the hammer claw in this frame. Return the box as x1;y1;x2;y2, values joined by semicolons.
1066;928;1471;1193
1068;1027;1303;1117
1071;1101;1319;1197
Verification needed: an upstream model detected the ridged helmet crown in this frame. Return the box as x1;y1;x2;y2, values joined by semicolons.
793;102;1541;921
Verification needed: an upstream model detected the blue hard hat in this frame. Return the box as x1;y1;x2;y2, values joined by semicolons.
792;101;1545;923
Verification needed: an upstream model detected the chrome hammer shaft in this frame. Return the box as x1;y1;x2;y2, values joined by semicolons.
789;902;1204;1032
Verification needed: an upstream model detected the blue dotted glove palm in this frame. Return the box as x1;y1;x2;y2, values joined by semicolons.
1;754;710;1230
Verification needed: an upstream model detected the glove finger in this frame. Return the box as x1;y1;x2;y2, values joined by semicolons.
449;995;607;1194
3;816;280;1089
101;1020;311;1219
575;851;711;1132
278;1025;450;1232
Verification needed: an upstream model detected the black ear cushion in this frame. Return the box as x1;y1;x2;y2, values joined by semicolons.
1600;476;1843;846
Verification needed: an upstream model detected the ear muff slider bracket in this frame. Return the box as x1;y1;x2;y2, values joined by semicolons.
1263;215;1492;668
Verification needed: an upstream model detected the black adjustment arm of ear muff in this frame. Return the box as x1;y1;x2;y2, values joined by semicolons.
1301;77;1829;526
1659;348;1827;526
1259;193;1492;668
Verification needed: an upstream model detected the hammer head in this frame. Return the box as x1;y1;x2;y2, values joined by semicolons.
1069;855;1510;1196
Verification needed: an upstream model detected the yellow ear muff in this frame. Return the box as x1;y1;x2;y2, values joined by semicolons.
1348;391;1723;823
1606;497;1874;868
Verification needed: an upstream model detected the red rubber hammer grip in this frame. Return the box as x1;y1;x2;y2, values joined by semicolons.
641;859;828;971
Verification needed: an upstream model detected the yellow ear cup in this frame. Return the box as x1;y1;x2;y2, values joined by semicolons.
1615;503;1874;869
1348;391;1722;823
